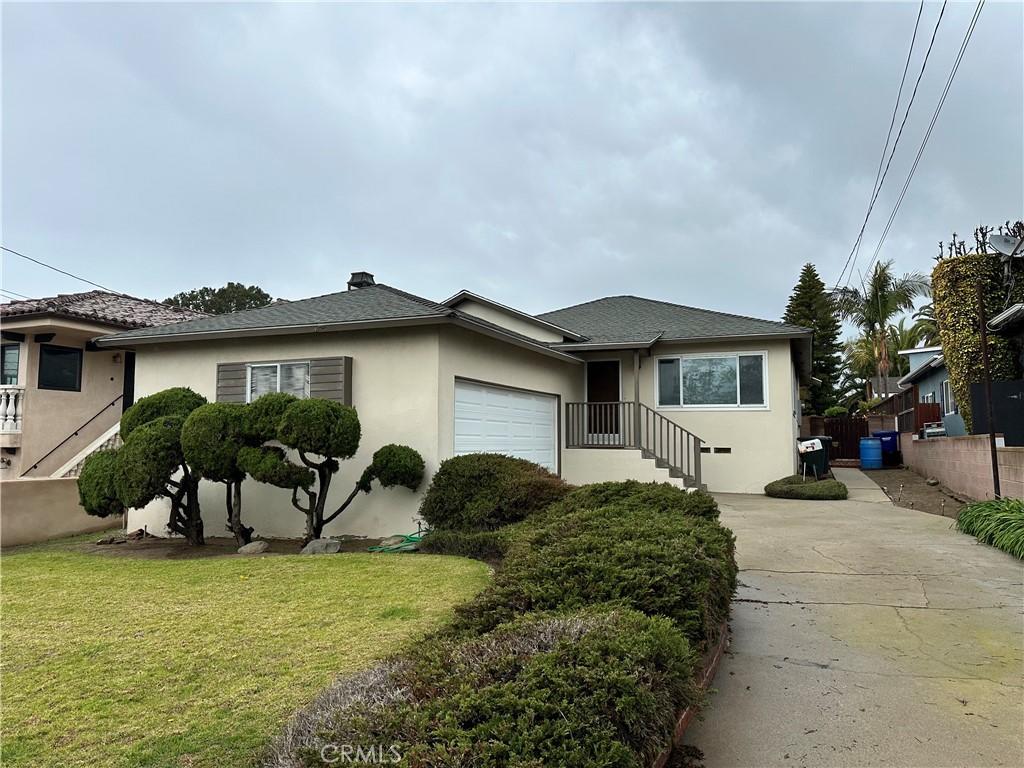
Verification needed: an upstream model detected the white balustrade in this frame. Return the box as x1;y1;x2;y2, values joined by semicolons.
0;386;25;433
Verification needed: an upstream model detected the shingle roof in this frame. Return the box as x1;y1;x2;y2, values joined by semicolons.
0;290;205;329
99;284;451;341
538;295;810;345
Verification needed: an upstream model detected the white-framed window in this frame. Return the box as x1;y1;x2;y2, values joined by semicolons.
247;362;310;402
940;379;957;415
656;351;768;409
921;391;936;404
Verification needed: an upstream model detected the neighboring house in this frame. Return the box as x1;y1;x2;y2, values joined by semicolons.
0;291;204;478
96;272;812;539
866;376;903;402
896;346;966;436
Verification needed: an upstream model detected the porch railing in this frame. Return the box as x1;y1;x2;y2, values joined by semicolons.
0;386;25;433
565;401;702;486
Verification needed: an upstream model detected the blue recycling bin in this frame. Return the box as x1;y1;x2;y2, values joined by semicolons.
873;430;900;466
859;437;883;470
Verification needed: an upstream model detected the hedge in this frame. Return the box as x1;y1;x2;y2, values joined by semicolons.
956;498;1024;559
119;387;206;441
764;475;848;500
264;609;701;768
933;253;1023;431
546;480;719;521
419;453;569;531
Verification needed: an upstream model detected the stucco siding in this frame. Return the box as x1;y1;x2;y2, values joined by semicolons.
129;326;442;538
453;299;566;343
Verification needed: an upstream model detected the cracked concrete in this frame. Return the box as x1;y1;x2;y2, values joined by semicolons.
685;482;1024;768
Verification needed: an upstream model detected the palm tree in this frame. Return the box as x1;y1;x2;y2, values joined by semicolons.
833;260;930;395
887;317;923;376
911;302;940;346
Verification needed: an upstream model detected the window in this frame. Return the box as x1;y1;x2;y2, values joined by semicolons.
921;391;936;404
940;379;957;415
1;344;19;385
247;362;309;401
657;352;767;408
38;344;83;391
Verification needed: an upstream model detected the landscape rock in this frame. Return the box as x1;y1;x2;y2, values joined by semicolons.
237;540;270;555
379;535;406;547
926;477;939;486
95;536;121;545
300;538;342;555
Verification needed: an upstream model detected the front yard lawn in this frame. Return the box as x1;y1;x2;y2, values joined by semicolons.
0;538;489;767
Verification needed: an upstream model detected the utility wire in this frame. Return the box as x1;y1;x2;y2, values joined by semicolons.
862;0;986;276
835;0;944;290
0;288;31;300
1;245;121;294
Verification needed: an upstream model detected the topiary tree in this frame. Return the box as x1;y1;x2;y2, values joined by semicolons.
78;388;208;545
77;449;125;519
238;396;425;541
181;402;253;546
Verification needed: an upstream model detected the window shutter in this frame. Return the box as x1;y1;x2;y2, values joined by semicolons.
310;356;352;404
216;357;352;405
216;363;247;403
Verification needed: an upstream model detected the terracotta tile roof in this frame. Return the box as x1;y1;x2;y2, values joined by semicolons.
0;290;206;329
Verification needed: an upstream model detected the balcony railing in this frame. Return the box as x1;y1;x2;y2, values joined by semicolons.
0;386;25;433
565;401;703;486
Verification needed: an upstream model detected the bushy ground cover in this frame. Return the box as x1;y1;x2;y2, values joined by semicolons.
955;497;1024;558
765;474;848;500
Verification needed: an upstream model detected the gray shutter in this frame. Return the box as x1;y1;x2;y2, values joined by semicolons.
216;356;352;405
216;363;247;403
309;356;353;405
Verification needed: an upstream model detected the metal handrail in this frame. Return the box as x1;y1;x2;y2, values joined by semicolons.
22;394;124;476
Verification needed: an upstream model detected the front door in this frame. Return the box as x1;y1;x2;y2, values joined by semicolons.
586;360;620;437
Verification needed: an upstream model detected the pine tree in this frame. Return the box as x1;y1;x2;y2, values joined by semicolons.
783;263;843;415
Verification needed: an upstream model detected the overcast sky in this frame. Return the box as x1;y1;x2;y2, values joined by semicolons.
3;1;1022;323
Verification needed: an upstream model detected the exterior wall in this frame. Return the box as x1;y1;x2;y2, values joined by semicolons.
636;339;799;493
561;447;687;487
453;299;566;343
0;323;125;478
0;477;119;546
901;434;1024;500
436;325;582;466
128;326;443;539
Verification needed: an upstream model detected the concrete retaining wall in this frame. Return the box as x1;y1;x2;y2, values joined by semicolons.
900;433;1024;501
0;477;119;547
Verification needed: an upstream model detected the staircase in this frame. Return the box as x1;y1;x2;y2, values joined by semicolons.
565;401;704;489
56;425;123;478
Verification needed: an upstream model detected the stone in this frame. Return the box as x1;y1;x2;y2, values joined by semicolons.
300;538;342;555
379;535;407;547
237;540;270;555
926;477;939;486
95;536;120;545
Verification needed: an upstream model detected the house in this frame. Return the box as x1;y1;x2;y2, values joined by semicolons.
896;346;966;436
0;291;203;546
95;272;813;539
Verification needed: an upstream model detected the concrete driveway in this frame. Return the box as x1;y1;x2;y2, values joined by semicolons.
686;474;1023;768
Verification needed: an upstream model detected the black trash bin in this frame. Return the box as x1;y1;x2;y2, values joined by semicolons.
798;438;828;479
808;435;832;475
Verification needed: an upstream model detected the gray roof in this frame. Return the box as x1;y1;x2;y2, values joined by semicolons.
538;295;810;345
99;284;449;342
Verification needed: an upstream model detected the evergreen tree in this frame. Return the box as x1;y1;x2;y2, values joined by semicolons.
783;263;843;414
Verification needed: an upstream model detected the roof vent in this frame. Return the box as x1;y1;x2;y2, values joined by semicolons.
347;271;375;290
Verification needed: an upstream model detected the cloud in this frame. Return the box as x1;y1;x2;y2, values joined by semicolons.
3;2;1021;322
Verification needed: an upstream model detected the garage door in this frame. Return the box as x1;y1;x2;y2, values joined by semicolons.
454;380;558;472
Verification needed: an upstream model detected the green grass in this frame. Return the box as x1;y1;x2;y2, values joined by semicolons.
764;474;848;500
0;539;490;767
955;497;1024;558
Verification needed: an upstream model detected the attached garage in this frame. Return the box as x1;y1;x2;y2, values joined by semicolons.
453;379;559;472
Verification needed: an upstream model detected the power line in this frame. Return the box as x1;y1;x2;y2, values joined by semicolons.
0;288;31;300
0;245;121;294
862;0;986;276
835;0;946;290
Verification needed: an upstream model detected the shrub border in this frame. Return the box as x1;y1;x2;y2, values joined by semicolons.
654;619;730;768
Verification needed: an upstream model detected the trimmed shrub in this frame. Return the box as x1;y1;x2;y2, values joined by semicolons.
450;503;736;651
357;444;425;493
114;416;187;509
823;405;848;417
119;387;206;440
237;446;313;490
241;392;297;443
956;498;1024;559
545;480;719;521
181;403;246;484
77;449;125;518
419;453;569;531
764;475;848;500
264;608;700;768
418;528;513;560
277;398;361;460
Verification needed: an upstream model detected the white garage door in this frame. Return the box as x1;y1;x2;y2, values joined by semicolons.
454;380;558;472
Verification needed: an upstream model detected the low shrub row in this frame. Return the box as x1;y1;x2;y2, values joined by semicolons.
266;457;737;768
765;474;848;500
955;498;1024;559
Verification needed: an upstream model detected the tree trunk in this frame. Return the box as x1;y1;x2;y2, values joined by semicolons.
225;481;252;546
310;466;333;540
182;473;205;546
